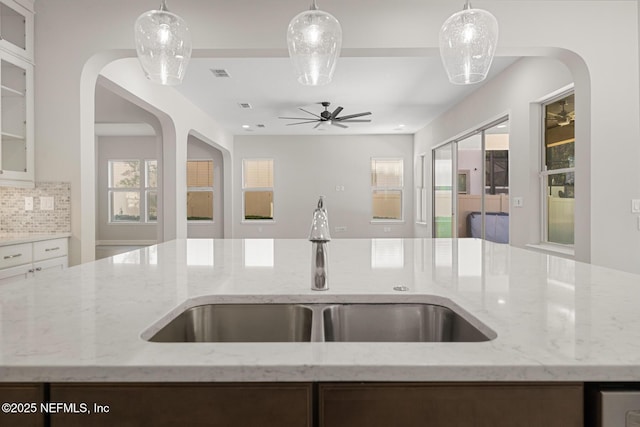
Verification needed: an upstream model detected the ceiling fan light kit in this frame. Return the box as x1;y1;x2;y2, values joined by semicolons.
286;0;343;86
134;0;192;86
439;0;499;85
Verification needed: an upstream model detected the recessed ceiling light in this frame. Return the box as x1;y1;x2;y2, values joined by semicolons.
497;124;507;128
398;124;405;128
242;125;250;129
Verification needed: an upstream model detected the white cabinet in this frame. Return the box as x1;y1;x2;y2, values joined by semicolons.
0;0;33;187
0;237;68;285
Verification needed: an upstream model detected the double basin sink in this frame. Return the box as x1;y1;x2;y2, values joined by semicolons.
147;302;495;343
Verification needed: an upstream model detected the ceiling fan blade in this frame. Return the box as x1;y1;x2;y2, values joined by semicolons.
331;122;348;129
330;106;343;120
279;117;320;120
335;112;372;120
340;119;371;123
299;108;322;119
286;120;320;126
314;122;323;129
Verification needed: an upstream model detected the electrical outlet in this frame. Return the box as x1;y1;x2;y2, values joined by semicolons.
632;199;640;213
383;227;391;233
40;196;54;211
335;226;347;232
513;197;524;208
24;197;33;211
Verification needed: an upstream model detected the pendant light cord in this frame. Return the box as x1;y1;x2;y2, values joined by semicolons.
463;0;471;10
310;0;318;10
159;0;168;11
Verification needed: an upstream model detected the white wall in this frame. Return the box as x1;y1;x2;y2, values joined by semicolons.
95;82;162;134
33;0;640;273
187;135;224;238
234;135;414;239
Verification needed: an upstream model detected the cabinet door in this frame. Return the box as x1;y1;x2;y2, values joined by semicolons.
50;383;312;427
0;51;33;184
319;382;583;427
0;0;34;61
32;256;68;275
0;262;30;284
0;383;45;427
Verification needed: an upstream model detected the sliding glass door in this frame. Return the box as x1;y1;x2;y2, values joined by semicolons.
433;143;454;237
456;133;482;239
483;121;510;243
433;118;510;243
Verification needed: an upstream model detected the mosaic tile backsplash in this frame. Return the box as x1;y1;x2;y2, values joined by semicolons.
0;182;71;233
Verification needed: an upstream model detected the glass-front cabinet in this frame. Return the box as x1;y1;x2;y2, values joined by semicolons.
0;0;33;186
0;0;34;62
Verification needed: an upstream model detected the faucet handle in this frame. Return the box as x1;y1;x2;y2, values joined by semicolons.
309;196;331;242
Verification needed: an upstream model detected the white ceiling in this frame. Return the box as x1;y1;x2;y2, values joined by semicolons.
174;56;519;136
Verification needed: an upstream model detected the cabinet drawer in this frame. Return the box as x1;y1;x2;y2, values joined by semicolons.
0;243;32;269
34;238;68;261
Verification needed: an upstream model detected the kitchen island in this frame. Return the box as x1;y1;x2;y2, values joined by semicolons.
0;238;637;425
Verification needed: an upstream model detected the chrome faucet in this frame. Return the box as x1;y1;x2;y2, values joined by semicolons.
309;196;331;291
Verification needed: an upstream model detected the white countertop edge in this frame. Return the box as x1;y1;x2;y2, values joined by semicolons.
1;364;636;383
0;232;71;247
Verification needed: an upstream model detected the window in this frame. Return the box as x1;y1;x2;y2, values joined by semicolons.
416;154;427;223
371;158;403;221
542;92;575;245
187;160;214;221
242;159;274;221
108;159;157;223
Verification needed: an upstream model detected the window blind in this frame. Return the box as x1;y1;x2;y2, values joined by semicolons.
187;160;213;187
243;159;273;188
371;159;403;187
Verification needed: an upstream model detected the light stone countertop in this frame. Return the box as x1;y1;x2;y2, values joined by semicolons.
0;237;639;383
0;232;71;247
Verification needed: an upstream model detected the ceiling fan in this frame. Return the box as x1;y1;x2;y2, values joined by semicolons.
279;102;372;129
546;100;575;127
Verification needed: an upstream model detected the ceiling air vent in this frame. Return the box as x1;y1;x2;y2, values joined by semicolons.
256;124;266;128
210;69;230;78
238;103;253;109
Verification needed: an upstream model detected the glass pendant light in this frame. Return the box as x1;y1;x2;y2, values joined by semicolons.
134;0;192;86
287;0;342;86
439;0;498;85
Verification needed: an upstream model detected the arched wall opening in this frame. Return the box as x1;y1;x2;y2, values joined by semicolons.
79;47;590;265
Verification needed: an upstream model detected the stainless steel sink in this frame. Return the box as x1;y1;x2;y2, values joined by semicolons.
149;304;313;342
146;301;494;343
322;303;492;342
